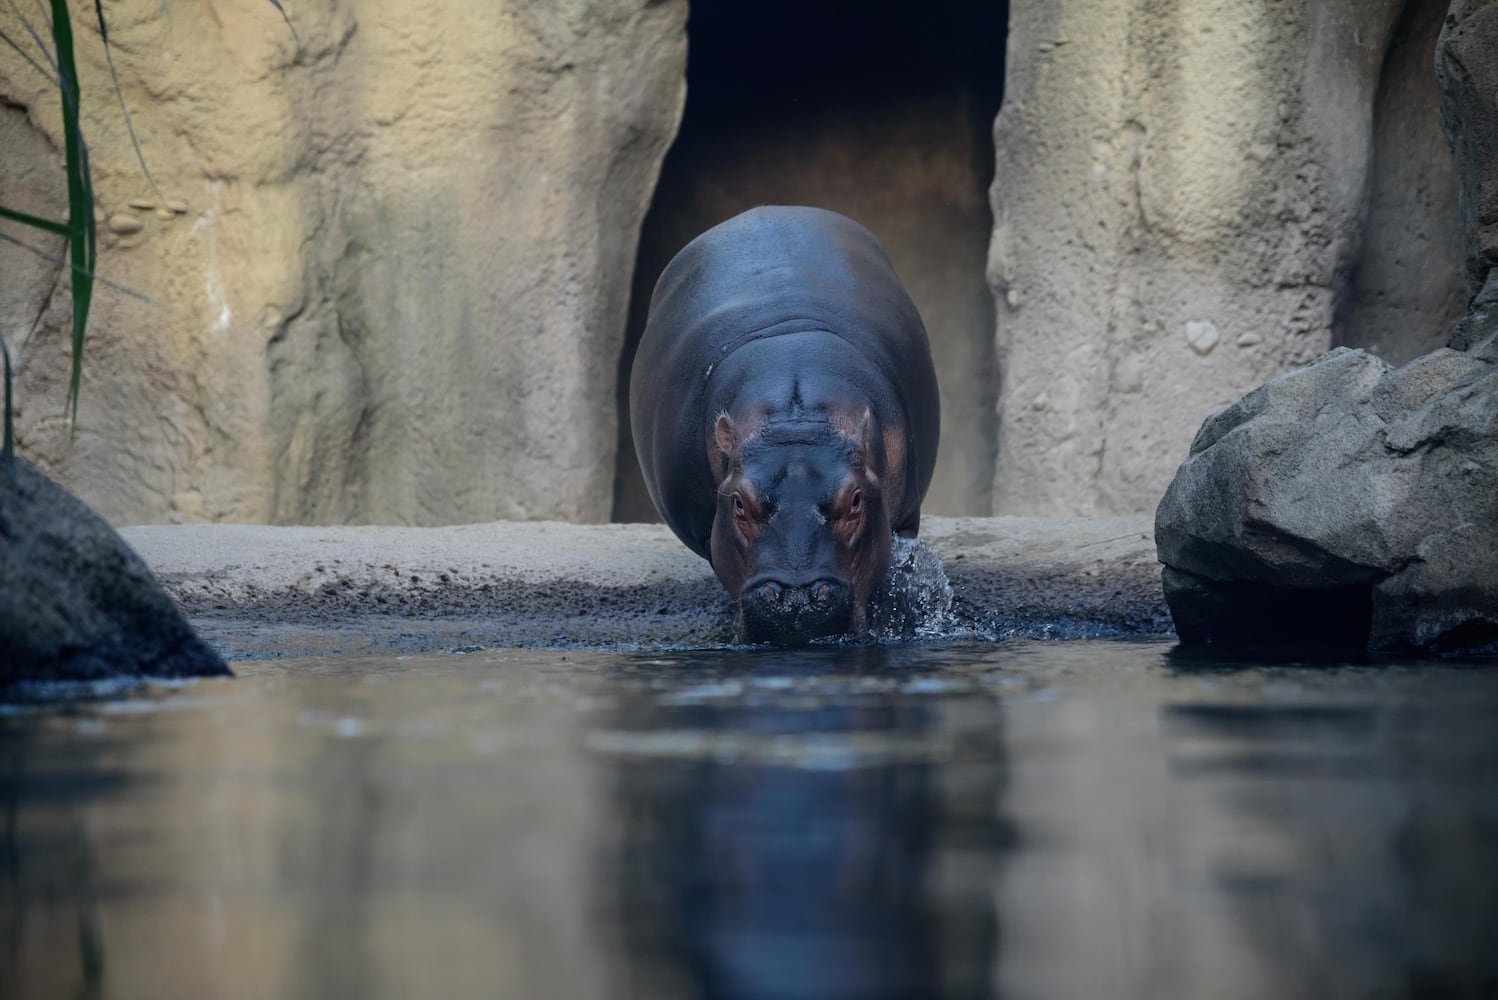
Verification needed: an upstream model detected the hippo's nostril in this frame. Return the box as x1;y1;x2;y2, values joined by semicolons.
738;576;856;645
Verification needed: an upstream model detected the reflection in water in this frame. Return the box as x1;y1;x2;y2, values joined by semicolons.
0;642;1496;999
289;726;383;1000
1165;699;1498;998
596;647;1005;1000
0;724;117;1000
996;660;1498;999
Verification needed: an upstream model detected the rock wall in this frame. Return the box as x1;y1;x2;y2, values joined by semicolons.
1335;0;1469;364
0;0;685;525
1438;0;1498;292
2;0;1473;528
989;0;1421;515
1154;0;1498;656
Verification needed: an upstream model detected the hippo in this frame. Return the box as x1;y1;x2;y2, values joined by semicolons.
629;206;940;645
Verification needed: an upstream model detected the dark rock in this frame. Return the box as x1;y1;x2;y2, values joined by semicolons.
1155;343;1498;655
0;457;230;687
1437;0;1498;292
1449;268;1498;350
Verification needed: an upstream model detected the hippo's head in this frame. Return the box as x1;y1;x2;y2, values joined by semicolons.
709;411;892;645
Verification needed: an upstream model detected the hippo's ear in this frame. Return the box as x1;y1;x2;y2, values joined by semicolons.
714;413;740;466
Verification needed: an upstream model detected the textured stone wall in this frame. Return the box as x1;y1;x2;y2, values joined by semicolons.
1439;0;1498;293
988;0;1416;516
1152;0;1498;656
2;0;1472;528
1335;0;1468;364
1;0;685;525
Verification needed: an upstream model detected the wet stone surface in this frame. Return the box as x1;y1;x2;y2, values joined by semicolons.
3;638;1497;999
120;517;1169;660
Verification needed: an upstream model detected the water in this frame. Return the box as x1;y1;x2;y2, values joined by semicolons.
3;639;1497;999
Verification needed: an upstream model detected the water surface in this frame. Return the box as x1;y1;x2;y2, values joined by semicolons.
3;640;1497;998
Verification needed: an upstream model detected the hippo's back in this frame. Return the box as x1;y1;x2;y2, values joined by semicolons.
629;206;940;557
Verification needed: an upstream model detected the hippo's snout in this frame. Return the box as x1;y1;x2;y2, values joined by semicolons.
739;577;854;645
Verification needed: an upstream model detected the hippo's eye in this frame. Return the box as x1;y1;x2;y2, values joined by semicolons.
849;490;863;513
733;492;746;516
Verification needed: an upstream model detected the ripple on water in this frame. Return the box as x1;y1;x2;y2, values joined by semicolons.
3;640;1497;999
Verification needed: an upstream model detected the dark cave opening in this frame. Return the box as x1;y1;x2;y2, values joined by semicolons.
612;0;1010;523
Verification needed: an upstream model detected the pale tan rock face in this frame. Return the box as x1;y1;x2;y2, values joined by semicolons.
2;0;1468;528
0;0;686;525
988;0;1410;515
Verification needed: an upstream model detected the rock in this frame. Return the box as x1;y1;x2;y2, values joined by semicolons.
106;213;144;234
1437;0;1498;291
988;0;1462;516
1155;344;1498;655
1185;321;1221;356
1336;0;1468;366
0;2;1471;526
1154;0;1498;656
0;456;230;686
1450;269;1498;351
0;0;686;526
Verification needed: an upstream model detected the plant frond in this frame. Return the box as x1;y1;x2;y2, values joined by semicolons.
92;0;166;203
261;0;299;49
5;0;57;75
0;23;58;84
0;229;171;310
48;0;96;433
1;334;13;467
0;205;68;236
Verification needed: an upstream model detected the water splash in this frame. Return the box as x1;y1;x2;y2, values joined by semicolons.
868;535;954;640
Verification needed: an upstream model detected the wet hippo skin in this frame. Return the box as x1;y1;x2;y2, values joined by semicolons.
630;206;940;644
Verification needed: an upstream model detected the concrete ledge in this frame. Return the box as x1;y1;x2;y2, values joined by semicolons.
121;516;1171;659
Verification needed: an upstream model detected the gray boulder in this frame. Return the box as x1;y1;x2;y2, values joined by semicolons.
1155;331;1498;654
1155;0;1498;656
1;457;229;686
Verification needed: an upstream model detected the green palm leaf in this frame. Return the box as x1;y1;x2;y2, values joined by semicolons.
50;0;96;429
